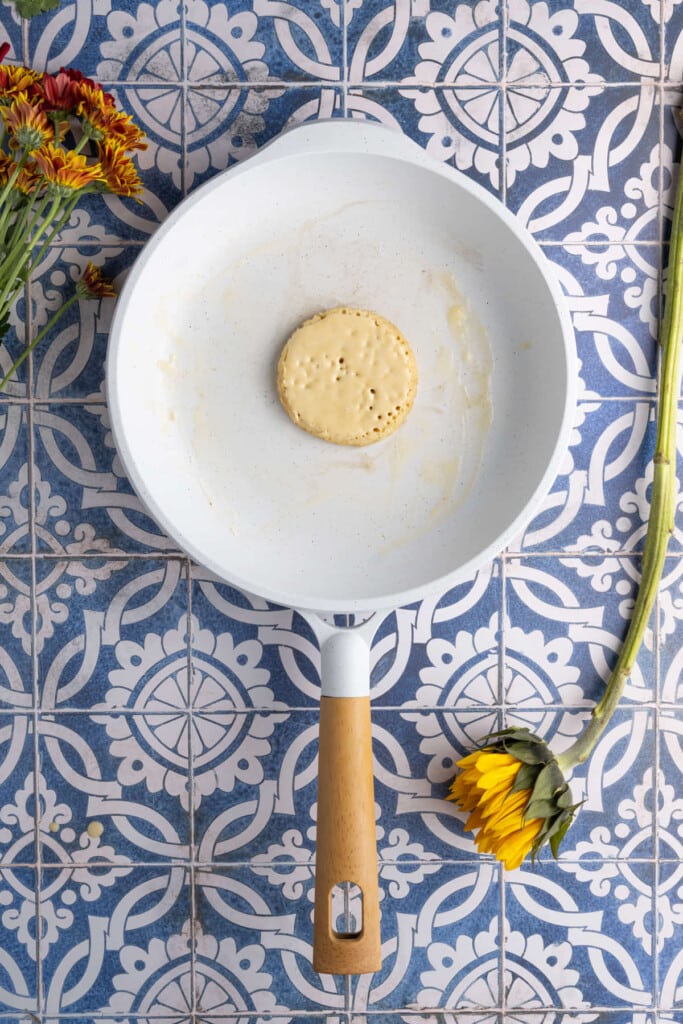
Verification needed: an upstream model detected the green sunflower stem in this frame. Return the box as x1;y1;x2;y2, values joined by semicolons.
556;138;683;776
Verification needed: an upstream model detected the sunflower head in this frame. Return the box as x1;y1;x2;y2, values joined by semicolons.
447;727;579;870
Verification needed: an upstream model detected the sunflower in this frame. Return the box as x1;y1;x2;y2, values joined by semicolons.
447;728;578;870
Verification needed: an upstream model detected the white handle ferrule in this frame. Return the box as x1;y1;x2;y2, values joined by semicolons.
320;631;370;698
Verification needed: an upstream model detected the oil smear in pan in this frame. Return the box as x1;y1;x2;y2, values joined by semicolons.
382;270;494;547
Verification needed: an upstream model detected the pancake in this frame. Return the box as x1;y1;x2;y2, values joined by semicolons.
277;306;418;446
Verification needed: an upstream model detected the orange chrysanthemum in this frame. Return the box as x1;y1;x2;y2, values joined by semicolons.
15;162;42;196
77;88;147;151
76;261;116;299
2;94;53;152
0;151;15;187
32;142;103;192
97;140;143;198
100;108;147;152
0;64;40;103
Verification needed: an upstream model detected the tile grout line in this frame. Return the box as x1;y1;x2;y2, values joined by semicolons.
500;0;509;208
184;557;197;1019
341;0;348;118
179;18;194;1019
499;544;507;1013
654;19;665;997
26;261;43;1013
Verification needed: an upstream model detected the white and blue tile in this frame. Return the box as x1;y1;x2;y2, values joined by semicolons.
521;399;656;553
547;243;659;399
0;0;676;1016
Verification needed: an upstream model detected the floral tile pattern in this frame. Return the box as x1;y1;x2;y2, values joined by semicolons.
0;0;680;1019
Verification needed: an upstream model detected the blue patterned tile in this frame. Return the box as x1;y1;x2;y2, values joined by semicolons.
185;84;343;189
0;868;38;1012
662;91;682;245
659;558;683;705
349;85;503;195
38;712;191;863
30;247;138;401
199;1019;342;1024
0;286;29;399
193;709;310;864
380;563;502;709
506;85;660;242
349;862;502;1009
0;406;31;554
508;708;655;862
546;244;659;399
39;864;191;1016
505;857;654;1008
36;558;189;711
28;2;183;82
374;709;502;863
32;403;178;557
195;864;345;1010
0;15;24;67
0;598;33;708
521;400;655;555
0;0;676;1015
0;714;36;864
665;9;683;82
188;0;343;83
505;0;660;84
658;713;683;866
505;554;652;706
190;570;312;710
0;561;34;699
347;0;503;85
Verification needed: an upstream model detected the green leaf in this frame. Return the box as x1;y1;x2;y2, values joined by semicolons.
529;763;564;802
525;796;560;820
8;0;60;18
549;814;575;859
505;741;550;765
510;763;539;793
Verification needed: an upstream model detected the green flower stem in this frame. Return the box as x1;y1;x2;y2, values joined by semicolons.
0;189;24;246
28;189;84;270
556;152;683;775
0;193;57;308
0;289;79;391
0;188;40;258
0;149;28;212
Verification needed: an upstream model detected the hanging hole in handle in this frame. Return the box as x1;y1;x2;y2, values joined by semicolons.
331;881;363;938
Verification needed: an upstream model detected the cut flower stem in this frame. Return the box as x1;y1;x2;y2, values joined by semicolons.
556;143;683;775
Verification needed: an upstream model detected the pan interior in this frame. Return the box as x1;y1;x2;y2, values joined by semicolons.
108;151;571;610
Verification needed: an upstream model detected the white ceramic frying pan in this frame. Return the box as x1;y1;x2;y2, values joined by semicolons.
106;120;576;974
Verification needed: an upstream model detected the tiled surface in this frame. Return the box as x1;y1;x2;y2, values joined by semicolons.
0;0;682;1018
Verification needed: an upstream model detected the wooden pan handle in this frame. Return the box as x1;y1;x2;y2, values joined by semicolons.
313;694;381;974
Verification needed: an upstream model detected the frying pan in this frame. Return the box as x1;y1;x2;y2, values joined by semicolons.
106;119;576;974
